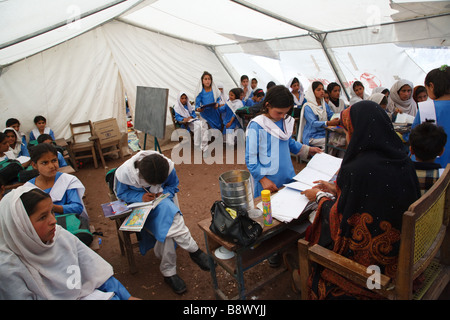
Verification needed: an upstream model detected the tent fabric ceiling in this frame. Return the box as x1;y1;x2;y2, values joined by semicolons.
0;0;449;141
1;0;449;66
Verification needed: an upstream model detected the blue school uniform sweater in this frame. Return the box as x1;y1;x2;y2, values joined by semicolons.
114;169;181;255
28;172;83;215
195;89;222;130
246;119;303;198
174;105;197;132
301;103;334;144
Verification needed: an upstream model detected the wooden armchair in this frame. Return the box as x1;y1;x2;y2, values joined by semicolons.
298;164;450;300
68;121;98;171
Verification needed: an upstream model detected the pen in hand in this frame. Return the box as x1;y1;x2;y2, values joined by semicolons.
142;187;156;202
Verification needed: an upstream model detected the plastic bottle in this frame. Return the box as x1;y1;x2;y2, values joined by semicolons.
261;190;272;226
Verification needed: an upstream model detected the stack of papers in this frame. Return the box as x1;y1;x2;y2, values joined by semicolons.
257;153;342;223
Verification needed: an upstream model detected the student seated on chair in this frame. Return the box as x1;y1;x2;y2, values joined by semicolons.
24;143;91;245
37;134;68;168
113;150;210;295
297;101;421;299
0;186;139;300
409;122;447;195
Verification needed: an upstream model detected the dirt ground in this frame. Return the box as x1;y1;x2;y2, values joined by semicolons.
75;141;307;301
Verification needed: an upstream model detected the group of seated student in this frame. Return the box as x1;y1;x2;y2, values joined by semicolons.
1;66;448;300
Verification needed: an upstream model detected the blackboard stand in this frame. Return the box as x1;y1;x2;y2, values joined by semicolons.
142;134;162;153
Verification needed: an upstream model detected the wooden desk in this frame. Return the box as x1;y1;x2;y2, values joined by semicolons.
198;217;309;300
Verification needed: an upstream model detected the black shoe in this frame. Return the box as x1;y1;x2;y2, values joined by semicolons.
268;252;282;268
164;274;187;294
189;249;210;271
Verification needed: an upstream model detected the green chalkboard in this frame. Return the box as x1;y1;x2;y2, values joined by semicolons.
134;86;169;139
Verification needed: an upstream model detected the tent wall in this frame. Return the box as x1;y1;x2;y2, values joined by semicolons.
0;20;236;140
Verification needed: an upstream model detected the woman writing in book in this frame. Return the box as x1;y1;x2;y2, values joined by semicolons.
294;101;420;299
195;71;222;131
0;186;138;299
113;150;210;294
245;85;322;199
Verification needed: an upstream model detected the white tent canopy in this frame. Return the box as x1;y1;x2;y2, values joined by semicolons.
0;0;449;140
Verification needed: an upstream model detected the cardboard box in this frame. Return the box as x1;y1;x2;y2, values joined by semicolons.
92;118;121;144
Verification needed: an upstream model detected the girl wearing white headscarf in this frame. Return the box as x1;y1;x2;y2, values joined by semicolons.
194;71;222;130
0;186;134;300
349;81;369;106
173;91;209;151
387;79;417;117
3;127;29;158
297;82;339;148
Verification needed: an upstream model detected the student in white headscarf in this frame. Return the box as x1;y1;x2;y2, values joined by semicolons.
368;92;388;111
326;82;347;113
349;81;369;106
0;186;138;300
387;79;417;118
297;81;340;148
286;77;306;118
173;91;209;151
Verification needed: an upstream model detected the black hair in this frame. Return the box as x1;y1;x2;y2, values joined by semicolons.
266;81;276;91
135;153;169;185
261;85;293;114
37;134;54;144
379;96;388;106
6;118;20;127
290;77;299;86
424;66;450;98
253;89;265;98
381;88;390;95
251;78;257;82
410;122;447;161
29;143;58;163
312;81;324;92
33;115;46;124
353;81;364;90
327;82;341;93
201;71;213;88
240;75;249;82
229;88;242;99
20;188;51;216
0;132;7;143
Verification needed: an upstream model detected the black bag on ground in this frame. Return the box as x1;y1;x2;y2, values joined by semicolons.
0;159;24;184
209;200;262;247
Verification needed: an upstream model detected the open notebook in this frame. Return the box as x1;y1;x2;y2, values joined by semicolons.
258;153;342;223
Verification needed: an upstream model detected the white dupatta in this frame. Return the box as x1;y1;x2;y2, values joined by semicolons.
114;150;174;194
297;84;328;143
174;91;195;119
0;186;112;300
247;114;295;141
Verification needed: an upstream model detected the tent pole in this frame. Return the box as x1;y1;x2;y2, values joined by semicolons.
210;46;239;87
313;33;350;101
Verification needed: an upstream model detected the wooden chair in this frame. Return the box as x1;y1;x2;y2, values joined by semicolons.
91;118;123;168
298;164;450;300
68;121;98;171
169;106;183;130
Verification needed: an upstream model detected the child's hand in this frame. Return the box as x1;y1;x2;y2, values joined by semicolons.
142;192;156;202
327;118;340;126
260;177;278;193
308;147;322;156
301;188;319;202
